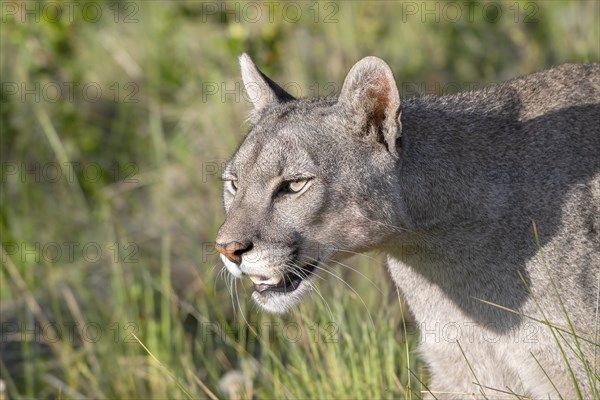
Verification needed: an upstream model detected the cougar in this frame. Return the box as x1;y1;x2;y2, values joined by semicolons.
215;54;599;398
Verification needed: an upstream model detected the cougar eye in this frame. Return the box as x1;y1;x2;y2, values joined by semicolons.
227;180;238;192
283;179;309;194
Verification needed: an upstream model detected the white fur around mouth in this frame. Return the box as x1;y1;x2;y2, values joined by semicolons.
247;265;316;295
249;264;318;313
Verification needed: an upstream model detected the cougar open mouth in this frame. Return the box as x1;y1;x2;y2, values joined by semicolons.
248;264;316;294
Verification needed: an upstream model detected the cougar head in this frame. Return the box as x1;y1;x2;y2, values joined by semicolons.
215;54;404;313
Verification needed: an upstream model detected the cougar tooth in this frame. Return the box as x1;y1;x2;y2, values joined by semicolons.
248;275;283;285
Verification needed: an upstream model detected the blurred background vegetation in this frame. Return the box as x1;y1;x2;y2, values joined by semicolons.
1;0;598;398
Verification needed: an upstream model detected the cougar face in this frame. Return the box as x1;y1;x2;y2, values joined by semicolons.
215;54;403;312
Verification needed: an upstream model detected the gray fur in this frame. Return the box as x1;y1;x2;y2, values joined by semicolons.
216;54;600;398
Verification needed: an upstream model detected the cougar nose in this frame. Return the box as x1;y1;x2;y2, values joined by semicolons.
215;241;253;265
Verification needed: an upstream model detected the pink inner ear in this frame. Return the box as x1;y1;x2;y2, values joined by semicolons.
368;74;391;124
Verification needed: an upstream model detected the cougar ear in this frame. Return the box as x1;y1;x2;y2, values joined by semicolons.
239;53;295;115
338;56;401;157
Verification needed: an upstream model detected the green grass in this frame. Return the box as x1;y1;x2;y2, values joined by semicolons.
1;1;599;398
